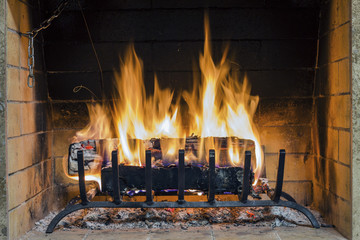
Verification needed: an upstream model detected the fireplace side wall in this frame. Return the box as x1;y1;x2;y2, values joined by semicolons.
312;0;351;238
0;0;7;239
5;1;61;239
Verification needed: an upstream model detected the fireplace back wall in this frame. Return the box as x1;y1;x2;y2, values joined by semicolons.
43;0;319;206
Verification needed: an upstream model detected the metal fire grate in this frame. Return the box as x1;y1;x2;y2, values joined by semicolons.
46;149;320;233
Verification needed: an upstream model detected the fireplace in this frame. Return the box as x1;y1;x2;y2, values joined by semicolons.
2;0;356;239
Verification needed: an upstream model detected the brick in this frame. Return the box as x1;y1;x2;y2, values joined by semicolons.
313;157;351;201
316;95;351;129
6;0;20;31
8;159;52;210
6;30;20;66
7;103;21;138
339;130;351;165
259;98;313;126
19;1;33;33
319;23;350;64
6;67;21;101
313;184;351;238
318;61;338;95
53;130;77;157
9;187;57;240
320;0;350;34
264;154;313;181
259;126;312;154
19;69;34;101
338;58;350;93
20;35;29;69
20;103;36;135
8;133;52;174
318;127;339;161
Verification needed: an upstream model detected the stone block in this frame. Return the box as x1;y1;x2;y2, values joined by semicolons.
339;130;351;166
7;103;21;138
259;126;312;154
6;30;19;66
8;159;52;210
264;154;313;181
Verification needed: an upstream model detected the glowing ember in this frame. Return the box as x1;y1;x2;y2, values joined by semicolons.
69;14;263;186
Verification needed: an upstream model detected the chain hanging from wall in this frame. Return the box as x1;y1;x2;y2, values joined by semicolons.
23;0;70;88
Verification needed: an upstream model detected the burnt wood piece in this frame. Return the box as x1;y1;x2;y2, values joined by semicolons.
101;165;254;195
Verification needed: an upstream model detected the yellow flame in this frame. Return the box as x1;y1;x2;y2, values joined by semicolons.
68;13;263;186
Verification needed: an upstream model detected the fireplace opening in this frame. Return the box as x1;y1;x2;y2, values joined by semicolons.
3;0;353;239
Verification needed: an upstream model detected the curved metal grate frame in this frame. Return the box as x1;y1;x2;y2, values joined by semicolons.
46;149;320;233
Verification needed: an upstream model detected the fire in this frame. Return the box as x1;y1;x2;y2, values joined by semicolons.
68;14;263;186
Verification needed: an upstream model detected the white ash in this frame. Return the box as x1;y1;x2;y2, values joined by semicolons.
31;206;326;233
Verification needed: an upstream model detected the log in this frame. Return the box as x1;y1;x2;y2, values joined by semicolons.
101;165;254;195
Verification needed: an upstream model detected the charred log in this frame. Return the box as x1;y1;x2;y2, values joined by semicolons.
101;165;254;195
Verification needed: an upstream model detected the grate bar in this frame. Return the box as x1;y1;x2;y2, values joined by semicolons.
145;150;153;204
111;150;121;204
239;151;251;202
208;149;215;203
272;149;286;202
178;149;185;203
77;151;88;205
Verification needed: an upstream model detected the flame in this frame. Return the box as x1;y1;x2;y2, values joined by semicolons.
68;13;263;186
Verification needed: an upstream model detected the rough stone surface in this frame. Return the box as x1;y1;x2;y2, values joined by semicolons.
0;0;7;239
352;0;360;239
21;226;346;240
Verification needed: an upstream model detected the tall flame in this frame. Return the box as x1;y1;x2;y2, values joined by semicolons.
68;14;263;186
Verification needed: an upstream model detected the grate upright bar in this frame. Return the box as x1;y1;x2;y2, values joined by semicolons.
111;150;121;204
145;150;153;204
77;151;88;205
208;149;215;203
272;149;286;202
178;149;185;203
239;151;251;202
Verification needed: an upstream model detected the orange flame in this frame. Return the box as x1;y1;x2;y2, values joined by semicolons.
68;14;263;186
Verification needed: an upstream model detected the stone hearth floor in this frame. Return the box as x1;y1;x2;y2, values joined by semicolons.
22;226;346;240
